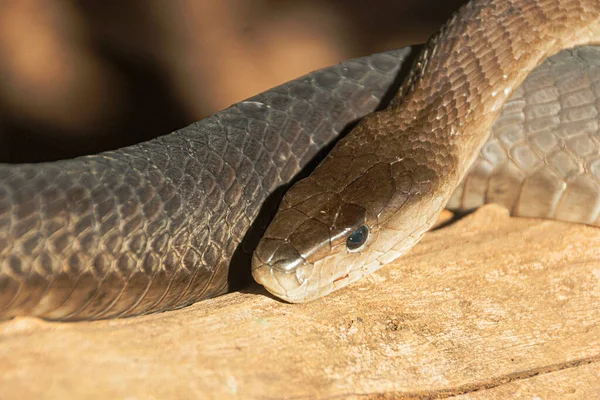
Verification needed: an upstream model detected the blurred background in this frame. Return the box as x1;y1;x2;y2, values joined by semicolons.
0;0;467;163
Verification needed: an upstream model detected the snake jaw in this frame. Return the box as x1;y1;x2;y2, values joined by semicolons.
253;252;388;303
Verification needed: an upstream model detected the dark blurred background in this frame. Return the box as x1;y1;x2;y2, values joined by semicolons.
0;0;467;163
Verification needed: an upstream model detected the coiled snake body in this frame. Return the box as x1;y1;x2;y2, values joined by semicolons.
2;0;600;319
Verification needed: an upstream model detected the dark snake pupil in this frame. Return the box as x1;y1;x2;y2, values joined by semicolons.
346;225;369;250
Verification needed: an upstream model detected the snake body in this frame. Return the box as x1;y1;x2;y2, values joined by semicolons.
2;0;600;319
252;0;600;302
0;48;411;321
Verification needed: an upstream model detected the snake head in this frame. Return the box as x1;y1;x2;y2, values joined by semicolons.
252;154;445;302
252;179;372;302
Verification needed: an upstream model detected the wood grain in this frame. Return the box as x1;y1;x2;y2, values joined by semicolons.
1;205;599;399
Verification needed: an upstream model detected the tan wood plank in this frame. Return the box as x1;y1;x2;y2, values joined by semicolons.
1;205;599;399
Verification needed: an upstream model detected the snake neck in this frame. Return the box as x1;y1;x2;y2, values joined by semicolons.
395;0;600;182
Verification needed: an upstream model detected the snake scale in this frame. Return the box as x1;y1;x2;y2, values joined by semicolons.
2;0;600;320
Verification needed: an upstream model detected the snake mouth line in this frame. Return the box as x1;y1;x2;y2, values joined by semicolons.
251;259;345;303
252;256;384;303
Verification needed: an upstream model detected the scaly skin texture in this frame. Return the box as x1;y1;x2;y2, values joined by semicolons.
3;0;600;319
0;49;412;320
449;46;600;223
252;0;600;302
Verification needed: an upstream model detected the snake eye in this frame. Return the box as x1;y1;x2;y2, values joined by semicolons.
346;225;369;251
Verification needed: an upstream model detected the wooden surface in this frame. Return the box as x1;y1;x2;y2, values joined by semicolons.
1;205;599;399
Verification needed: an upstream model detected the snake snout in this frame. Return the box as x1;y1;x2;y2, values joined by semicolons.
251;239;317;302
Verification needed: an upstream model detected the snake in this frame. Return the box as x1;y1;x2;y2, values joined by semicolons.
1;0;600;320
